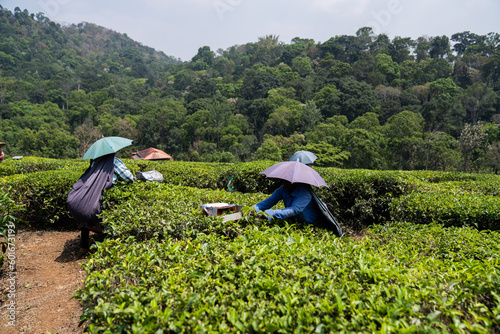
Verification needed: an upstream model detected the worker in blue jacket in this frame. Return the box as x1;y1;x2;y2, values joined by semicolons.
254;180;320;224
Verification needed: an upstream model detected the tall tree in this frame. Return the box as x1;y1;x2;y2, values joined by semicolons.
414;36;431;62
424;131;460;171
451;31;486;55
241;65;282;100
257;35;281;49
459;123;485;172
422;78;464;135
337;77;378;122
342;128;384;169
388;37;414;63
300;141;350;167
191;46;215;66
301;100;323;132
313;84;340;118
369;33;391;55
375;53;400;84
74;122;103;157
383;110;425;170
254;137;282;161
429;35;451;59
461;82;498;125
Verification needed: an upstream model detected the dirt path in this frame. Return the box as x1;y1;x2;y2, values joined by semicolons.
0;228;87;333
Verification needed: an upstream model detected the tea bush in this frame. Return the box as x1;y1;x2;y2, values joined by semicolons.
316;169;418;228
133;161;500;229
0;156;84;177
2;158;500;332
127;160;235;190
128;161;419;228
77;223;500;333
391;192;500;230
3;158;500;232
0;168;84;228
100;182;271;241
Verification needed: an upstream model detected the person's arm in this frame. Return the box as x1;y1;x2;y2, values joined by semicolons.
273;186;312;220
254;186;285;213
113;157;135;183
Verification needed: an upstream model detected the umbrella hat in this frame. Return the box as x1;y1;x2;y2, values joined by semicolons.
259;161;329;188
82;136;133;160
289;150;318;164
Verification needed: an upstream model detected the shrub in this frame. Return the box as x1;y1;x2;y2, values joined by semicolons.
101;182;270;241
390;192;500;230
4;158;500;233
0;157;84;177
0;168;84;228
76;223;500;333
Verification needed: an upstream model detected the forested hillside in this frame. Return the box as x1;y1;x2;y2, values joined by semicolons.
1;6;500;172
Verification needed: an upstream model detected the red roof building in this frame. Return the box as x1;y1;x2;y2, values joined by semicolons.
131;147;173;161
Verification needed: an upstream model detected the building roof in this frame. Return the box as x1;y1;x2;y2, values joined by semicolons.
131;147;173;160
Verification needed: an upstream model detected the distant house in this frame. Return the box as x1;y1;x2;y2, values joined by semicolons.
131;148;173;161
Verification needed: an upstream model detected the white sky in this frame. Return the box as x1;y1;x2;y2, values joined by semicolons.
3;0;500;61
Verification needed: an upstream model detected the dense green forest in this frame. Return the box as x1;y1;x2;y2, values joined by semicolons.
1;6;500;172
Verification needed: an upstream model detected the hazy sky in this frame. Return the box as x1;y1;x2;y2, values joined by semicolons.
3;0;500;61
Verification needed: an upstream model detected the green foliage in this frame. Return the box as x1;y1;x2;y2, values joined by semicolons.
76;223;500;333
429;78;460;99
100;182;268;240
0;8;499;171
299;141;350;167
253;139;282;161
2;158;500;331
129;160;234;190
392;192;500;230
0;156;84;177
106;159;500;232
375;53;400;84
0;166;85;227
383;110;425;170
4;158;500;235
300;100;323;132
291;56;313;76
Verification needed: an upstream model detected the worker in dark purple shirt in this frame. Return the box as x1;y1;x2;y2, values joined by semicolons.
68;154;135;255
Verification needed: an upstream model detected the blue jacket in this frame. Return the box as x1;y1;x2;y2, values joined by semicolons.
254;184;320;224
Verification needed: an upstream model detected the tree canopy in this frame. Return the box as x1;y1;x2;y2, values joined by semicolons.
0;9;500;173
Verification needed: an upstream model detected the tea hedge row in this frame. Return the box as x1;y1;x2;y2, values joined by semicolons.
2;158;499;332
100;182;271;241
2;158;500;231
0;157;86;177
391;192;500;230
76;223;500;333
0;168;85;228
129;160;500;228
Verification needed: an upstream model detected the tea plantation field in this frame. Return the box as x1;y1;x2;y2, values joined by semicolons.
1;158;500;333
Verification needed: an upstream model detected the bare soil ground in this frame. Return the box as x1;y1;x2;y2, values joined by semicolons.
0;227;88;333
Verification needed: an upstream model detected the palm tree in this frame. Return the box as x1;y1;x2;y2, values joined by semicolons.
257;34;281;49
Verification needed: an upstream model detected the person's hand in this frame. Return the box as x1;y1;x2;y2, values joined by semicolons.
263;209;274;222
250;210;266;220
